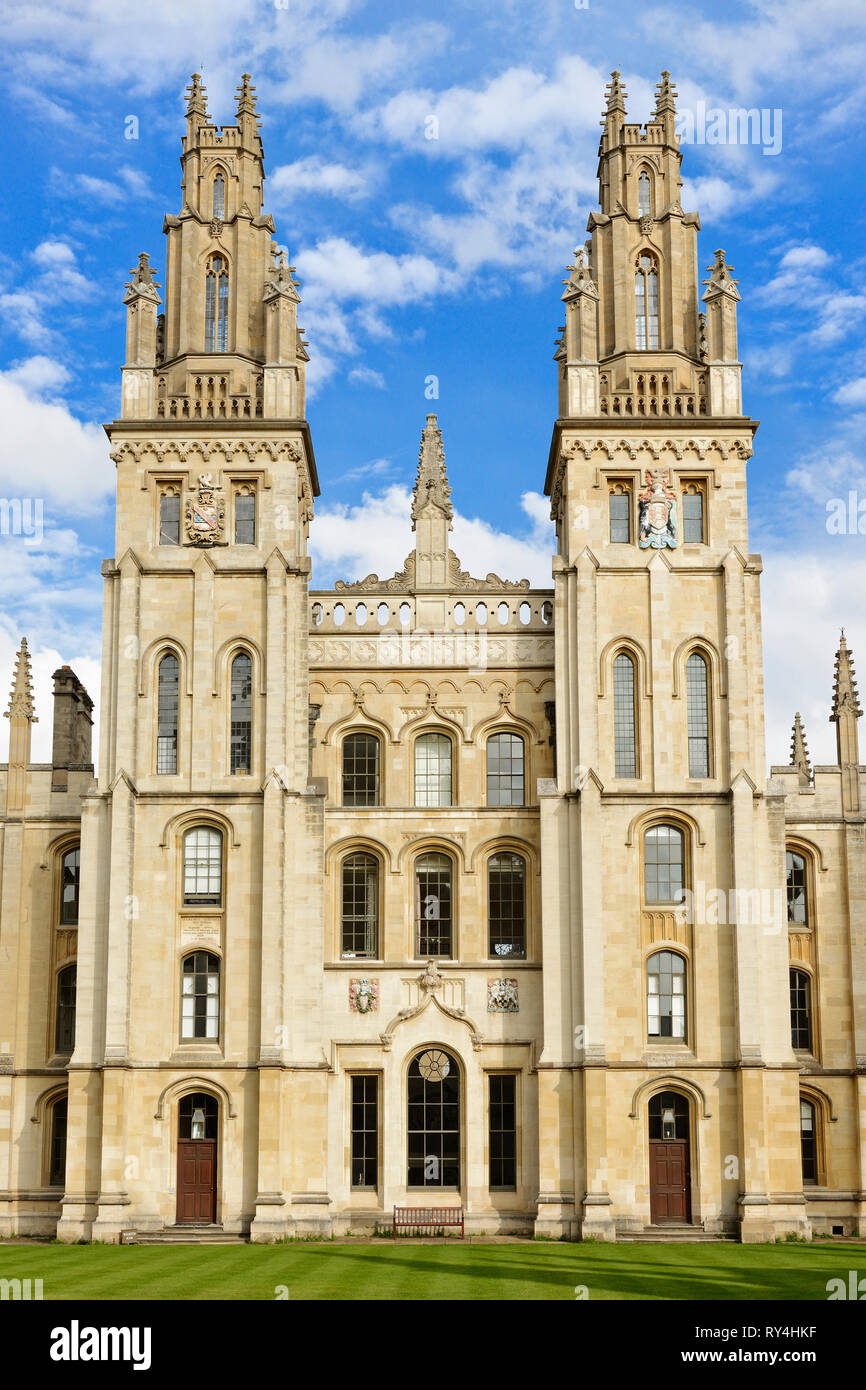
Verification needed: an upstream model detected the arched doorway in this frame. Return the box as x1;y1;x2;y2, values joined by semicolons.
648;1090;691;1224
407;1049;460;1189
176;1092;218;1224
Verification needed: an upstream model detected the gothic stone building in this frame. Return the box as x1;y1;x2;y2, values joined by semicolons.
1;72;864;1244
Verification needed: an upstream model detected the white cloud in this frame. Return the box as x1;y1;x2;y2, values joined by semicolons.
0;241;96;348
348;365;386;389
0;359;113;512
68;165;153;205
309;485;554;589
270;158;371;202
834;377;866;408
755;243;831;305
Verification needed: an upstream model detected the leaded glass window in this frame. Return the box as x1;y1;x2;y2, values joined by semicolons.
488;852;526;958
342;733;380;806
635;253;659;350
647;950;686;1040
786;851;808;924
638;170;651;218
609;488;631;543
790;968;812;1051
489;1074;517;1189
60;847;80;925
415;852;452;957
160;491;180;545
407;1049;459;1188
230;652;252;774
486;732;524;806
341;853;378;957
157;652;179;774
682;486;705;543
800;1099;817;1183
613;651;637;777
212;172;225;220
183;827;222;906
414;733;452;807
686;652;710;777
205;255;229;352
181;950;220;1040
235;491;255;545
351;1075;378;1188
644;825;684;905
49;1096;67;1186
55;964;77;1054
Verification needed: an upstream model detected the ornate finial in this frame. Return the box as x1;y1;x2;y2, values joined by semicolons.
5;638;37;722
702;248;741;301
184;72;209;118
561;243;598;302
125;252;161;297
235;72;258;117
790;713;812;779
831;630;863;723
654;70;678;117
411;414;452;525
602;69;628;120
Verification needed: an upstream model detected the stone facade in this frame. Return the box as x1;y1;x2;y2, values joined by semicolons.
0;71;863;1244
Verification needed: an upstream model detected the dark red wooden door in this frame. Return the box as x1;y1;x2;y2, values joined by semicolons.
176;1140;217;1223
649;1140;690;1223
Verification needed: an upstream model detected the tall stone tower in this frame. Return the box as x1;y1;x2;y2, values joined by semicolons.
58;74;323;1242
541;72;800;1241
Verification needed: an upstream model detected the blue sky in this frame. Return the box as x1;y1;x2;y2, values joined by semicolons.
0;0;865;768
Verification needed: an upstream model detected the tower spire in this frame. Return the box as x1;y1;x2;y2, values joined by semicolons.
600;70;628;149
235;72;258;117
830;630;862;812
790;712;811;780
6;637;36;722
412;415;452;590
184;72;210;139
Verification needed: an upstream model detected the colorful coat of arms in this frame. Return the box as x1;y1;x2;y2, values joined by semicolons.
349;977;379;1014
487;978;519;1013
185;473;226;546
638;469;678;549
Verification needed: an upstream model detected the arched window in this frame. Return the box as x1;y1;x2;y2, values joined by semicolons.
342;733;380;806
341;852;379;958
205;255;229;352
60;847;80;925
159;489;180;545
643;824;685;904
55;963;77;1054
230;652;252;774
181;951;220;1040
486;732;524;806
648;1089;688;1139
407;1049;459;1188
212;173;225;220
647;950;687;1039
48;1095;68;1187
786;851;808;924
638;170;651;218
183;827;223;906
179;1091;218;1139
415;733;452;808
790;968;812;1051
613;651;637;777
686;652;710;777
415;852;452;957
157;652;179;774
488;851;526;958
635;253;659;350
800;1098;817;1184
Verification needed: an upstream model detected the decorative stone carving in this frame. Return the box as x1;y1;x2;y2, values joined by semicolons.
334;548;530;594
349;977;379;1014
638;468;678;549
487;978;519;1012
184;474;226;547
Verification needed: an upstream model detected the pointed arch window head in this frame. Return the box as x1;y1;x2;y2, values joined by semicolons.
635;253;659;350
205;255;229;352
230;652;252;774
638;171;652;218
613;651;637;777
686;651;710;778
212;172;225;220
157;652;179;774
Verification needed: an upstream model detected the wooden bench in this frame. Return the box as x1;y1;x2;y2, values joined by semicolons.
392;1206;465;1238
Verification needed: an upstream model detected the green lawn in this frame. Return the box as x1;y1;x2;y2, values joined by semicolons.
0;1239;862;1300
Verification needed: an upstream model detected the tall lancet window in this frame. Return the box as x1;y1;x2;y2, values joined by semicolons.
212;172;225;220
638;171;651;217
686;651;710;778
205;255;229;352
635;253;659;350
230;651;252;774
613;651;637;778
157;651;179;774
